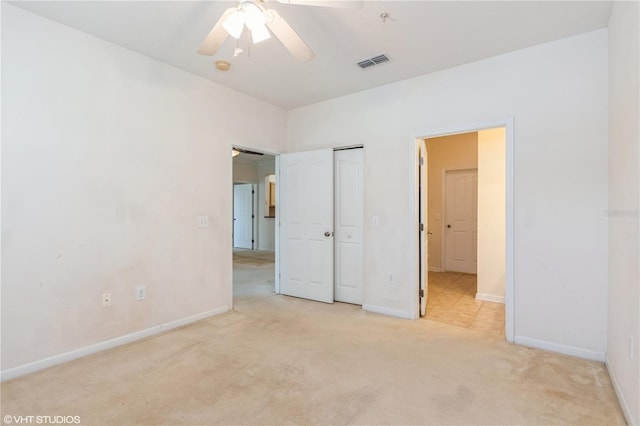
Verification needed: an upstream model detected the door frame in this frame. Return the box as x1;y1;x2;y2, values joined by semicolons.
230;144;281;310
442;167;478;273
411;117;514;342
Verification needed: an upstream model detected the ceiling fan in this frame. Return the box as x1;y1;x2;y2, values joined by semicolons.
197;0;362;63
232;147;265;157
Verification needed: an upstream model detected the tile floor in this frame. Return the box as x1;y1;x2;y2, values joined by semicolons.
425;271;505;335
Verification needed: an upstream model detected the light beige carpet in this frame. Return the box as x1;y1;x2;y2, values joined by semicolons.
233;249;275;267
0;253;625;425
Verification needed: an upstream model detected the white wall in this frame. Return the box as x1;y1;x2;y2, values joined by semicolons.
607;1;639;424
288;30;609;359
232;161;259;183
476;128;506;302
1;4;286;375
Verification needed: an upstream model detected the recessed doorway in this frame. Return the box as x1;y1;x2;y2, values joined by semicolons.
416;122;512;340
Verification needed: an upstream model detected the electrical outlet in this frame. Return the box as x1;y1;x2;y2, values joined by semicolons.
197;215;209;228
102;293;111;307
136;286;146;301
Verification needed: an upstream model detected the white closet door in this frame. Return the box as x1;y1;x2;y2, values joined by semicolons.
334;149;364;305
279;149;334;303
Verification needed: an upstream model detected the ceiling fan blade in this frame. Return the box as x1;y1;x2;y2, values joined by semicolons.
264;9;315;62
274;0;363;9
237;148;265;156
197;7;236;56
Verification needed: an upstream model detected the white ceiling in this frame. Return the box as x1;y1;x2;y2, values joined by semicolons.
10;0;612;109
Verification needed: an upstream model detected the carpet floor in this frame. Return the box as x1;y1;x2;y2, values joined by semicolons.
0;251;625;425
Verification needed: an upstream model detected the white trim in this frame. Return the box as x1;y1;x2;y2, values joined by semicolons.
606;358;637;426
252;183;258;250
514;335;605;362
363;304;413;320
0;306;229;382
475;293;505;303
428;266;442;272
274;155;280;294
504;119;515;343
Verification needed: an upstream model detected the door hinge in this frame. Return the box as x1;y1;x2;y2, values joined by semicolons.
419;223;424;232
252;215;255;218
252;239;255;243
419;157;424;166
419;289;424;298
252;190;255;194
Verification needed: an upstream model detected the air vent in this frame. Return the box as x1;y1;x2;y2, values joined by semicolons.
357;53;390;69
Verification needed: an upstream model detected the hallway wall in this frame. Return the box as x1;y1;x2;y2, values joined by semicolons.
476;128;506;302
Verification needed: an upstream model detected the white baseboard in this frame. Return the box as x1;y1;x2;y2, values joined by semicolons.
476;293;505;303
363;304;414;320
514;335;605;362
428;266;442;272
1;306;230;381
606;357;637;426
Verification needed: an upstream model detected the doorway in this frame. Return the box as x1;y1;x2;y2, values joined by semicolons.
416;123;513;340
232;147;278;306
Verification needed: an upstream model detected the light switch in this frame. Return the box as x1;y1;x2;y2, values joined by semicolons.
197;215;209;228
372;215;379;226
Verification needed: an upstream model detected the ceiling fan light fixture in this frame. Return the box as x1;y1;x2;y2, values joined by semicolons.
222;9;245;39
251;23;271;43
243;3;263;25
198;0;316;62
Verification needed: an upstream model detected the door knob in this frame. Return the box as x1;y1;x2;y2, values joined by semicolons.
324;231;332;237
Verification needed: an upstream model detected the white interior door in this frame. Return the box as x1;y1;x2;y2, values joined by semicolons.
279;149;334;303
444;169;478;273
233;183;254;249
419;141;428;316
334;148;363;305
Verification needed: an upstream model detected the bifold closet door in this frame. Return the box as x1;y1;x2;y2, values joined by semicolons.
334;149;363;305
279;149;334;303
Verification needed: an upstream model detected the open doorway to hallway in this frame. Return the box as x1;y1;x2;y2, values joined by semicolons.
233;249;276;305
232;148;277;305
419;128;507;336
